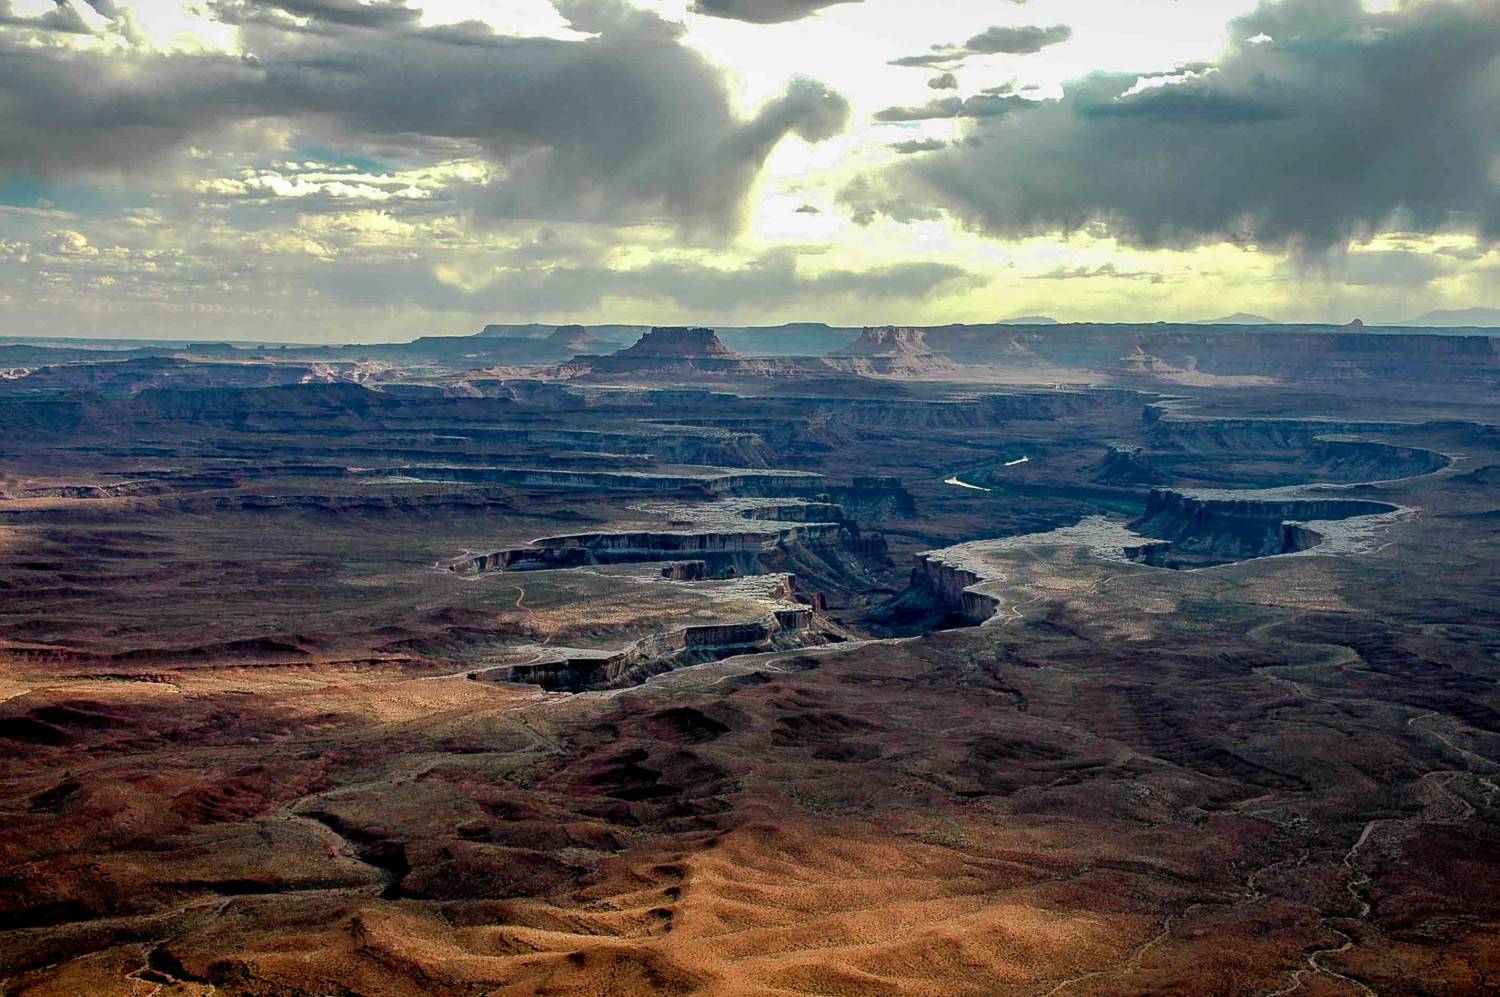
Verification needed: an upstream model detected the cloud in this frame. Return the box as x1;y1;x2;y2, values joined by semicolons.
689;0;858;24
41;229;96;255
0;0;93;33
962;23;1071;55
837;173;942;226
889;138;947;155
0;0;849;238
1026;262;1164;284
874;94;1036;122
214;0;423;29
891;22;1071;68
1335;249;1451;287
927;72;957;90
195;169;433;202
889;52;960;69
857;0;1500;251
979;80;1038;96
314;247;985;313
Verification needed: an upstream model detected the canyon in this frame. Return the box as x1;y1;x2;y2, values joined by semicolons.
1;322;1498;994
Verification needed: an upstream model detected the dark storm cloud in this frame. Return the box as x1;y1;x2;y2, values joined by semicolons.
213;0;422;29
1073;89;1290;125
891;22;1071;68
889;138;946;154
0;0;849;237
874;94;1036;122
316;248;984;313
859;0;1500;251
874;99;963;122
689;0;858;24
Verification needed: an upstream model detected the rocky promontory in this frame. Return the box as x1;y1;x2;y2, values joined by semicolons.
613;327;743;359
825;326;957;375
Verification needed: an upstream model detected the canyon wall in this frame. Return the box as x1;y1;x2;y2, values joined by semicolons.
1130;488;1397;565
501;606;830;692
908;553;1001;624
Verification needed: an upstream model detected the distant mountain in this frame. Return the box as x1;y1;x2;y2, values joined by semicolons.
1197;312;1278;325
1002;315;1059;325
1397;307;1500;328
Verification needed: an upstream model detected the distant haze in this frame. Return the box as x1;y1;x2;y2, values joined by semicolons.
1198;313;1279;325
1395;307;1500;328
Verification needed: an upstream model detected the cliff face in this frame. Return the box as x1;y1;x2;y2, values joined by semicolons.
1093;444;1171;485
827;477;918;520
908;554;1000;624
446;522;848;577
501;607;835;692
1129;488;1398;566
1302;439;1450;482
1113;421;1450;489
660;560;708;580
534;524;846;555
738;501;850;524
1146;416;1410;453
1139;488;1396;526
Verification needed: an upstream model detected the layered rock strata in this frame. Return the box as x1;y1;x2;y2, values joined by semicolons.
499;608;839;691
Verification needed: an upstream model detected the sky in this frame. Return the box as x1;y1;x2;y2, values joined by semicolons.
2;0;1500;341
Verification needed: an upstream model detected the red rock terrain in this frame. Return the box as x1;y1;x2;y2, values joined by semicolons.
1;339;1498;994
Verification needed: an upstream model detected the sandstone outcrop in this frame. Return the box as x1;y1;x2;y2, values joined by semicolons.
1092;444;1170;485
614;327;742;359
825;327;957;375
831;327;933;357
908;553;1000;624
561;327;826;379
660;560;709;581
546;324;613;355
